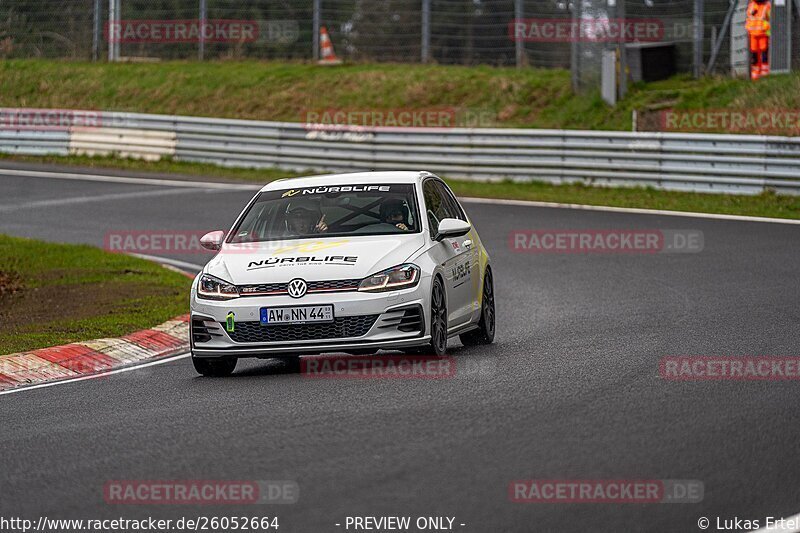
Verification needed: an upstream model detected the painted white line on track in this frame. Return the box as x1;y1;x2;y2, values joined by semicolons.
461;196;800;225
3;166;798;225
0;187;210;212
754;511;800;532
0;352;191;397
129;252;204;272
0;168;264;191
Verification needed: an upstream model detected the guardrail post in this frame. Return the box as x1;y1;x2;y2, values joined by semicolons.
198;0;207;60
514;0;524;67
421;0;431;63
313;0;321;61
570;1;579;92
107;0;115;61
93;0;101;61
107;0;121;61
618;0;627;97
693;0;704;77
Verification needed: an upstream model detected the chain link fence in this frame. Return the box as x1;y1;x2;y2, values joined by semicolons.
1;0;797;89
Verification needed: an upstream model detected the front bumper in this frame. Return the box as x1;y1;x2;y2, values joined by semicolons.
190;278;429;358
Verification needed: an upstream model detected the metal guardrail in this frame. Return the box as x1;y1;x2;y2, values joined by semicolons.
0;130;70;156
2;108;800;194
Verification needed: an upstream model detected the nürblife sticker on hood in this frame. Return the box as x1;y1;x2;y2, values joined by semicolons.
247;255;358;270
244;239;358;270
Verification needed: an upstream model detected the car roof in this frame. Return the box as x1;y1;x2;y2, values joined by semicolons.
259;171;434;192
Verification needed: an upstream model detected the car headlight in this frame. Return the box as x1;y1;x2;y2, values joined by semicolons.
197;274;239;300
358;264;420;292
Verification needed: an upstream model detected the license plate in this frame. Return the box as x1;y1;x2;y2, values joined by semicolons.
260;305;334;325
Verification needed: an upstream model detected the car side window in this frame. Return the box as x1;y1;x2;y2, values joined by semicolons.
422;180;444;238
424;179;466;238
435;181;467;221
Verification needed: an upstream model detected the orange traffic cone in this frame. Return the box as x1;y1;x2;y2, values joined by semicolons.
318;26;342;65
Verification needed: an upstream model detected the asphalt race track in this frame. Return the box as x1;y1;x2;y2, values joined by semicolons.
1;166;800;532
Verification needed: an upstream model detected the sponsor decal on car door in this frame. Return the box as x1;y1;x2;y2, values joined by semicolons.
444;233;475;326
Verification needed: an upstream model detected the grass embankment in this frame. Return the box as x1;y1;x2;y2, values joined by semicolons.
1;60;799;220
2;59;800;131
0;234;192;354
3;153;799;220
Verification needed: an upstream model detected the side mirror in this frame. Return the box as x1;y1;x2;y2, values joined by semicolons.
435;218;471;241
200;230;225;251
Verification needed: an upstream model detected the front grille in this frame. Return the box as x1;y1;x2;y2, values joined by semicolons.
239;282;285;295
308;279;360;291
224;315;379;343
238;278;360;297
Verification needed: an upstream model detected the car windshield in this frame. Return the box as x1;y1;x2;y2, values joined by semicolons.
228;183;421;243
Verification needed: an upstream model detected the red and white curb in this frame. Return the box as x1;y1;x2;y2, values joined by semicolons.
0;315;189;392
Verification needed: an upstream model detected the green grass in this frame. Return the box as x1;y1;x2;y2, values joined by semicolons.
2;59;800;132
3;152;799;220
0;234;192;354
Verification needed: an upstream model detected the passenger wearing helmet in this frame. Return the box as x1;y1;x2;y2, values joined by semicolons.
380;198;410;231
285;205;328;236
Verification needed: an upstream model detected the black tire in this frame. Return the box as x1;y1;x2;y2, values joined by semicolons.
192;355;237;377
460;268;496;346
428;276;448;356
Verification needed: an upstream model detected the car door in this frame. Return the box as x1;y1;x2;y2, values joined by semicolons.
422;178;474;329
437;181;481;323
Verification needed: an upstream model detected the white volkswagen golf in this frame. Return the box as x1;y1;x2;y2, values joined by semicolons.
190;171;495;376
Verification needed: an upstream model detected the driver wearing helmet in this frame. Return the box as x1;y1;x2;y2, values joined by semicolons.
380;198;410;231
285;205;328;236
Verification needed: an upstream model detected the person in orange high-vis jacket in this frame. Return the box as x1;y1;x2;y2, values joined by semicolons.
745;0;771;79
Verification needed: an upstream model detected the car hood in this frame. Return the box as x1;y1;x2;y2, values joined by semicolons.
205;234;427;285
